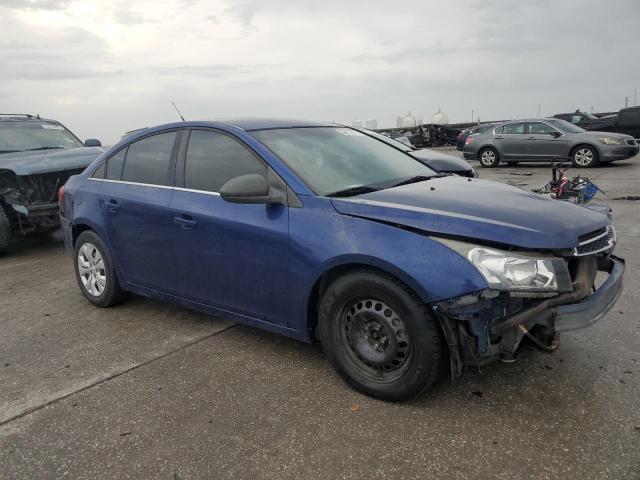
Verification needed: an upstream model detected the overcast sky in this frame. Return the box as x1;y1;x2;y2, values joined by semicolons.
1;0;638;143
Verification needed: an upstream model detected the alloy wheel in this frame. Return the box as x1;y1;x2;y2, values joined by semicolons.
480;149;497;166
574;148;594;166
77;242;107;297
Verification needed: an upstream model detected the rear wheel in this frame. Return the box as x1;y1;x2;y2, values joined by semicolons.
318;270;446;401
74;230;126;307
478;147;500;168
572;145;598;168
0;205;11;256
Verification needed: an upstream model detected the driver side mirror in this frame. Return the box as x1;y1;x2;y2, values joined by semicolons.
84;138;102;147
548;131;562;138
220;173;287;205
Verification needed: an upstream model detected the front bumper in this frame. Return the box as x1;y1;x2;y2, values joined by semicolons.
601;145;639;161
553;255;624;331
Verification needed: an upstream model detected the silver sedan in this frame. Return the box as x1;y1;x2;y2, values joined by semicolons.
463;118;639;168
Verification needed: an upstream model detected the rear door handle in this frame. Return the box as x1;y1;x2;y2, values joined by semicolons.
527;137;537;140
494;136;503;139
105;200;120;213
173;215;197;230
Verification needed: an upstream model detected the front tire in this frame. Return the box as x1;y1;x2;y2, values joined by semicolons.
318;270;446;401
572;145;599;168
74;230;126;307
478;147;500;168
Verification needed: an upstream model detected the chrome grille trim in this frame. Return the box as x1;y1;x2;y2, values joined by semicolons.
574;225;616;256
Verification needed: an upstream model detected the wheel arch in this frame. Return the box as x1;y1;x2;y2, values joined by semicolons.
306;260;434;342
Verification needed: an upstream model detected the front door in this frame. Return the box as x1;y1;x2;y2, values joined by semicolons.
170;129;290;325
101;130;181;293
494;122;527;159
525;122;567;160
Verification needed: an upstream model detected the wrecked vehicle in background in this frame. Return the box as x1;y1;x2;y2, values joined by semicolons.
0;114;103;255
553;107;640;140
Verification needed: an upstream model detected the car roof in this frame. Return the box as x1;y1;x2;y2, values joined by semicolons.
209;117;333;131
0;114;60;123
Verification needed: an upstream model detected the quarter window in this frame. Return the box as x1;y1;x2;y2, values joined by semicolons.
122;132;177;186
502;123;526;134
184;130;266;193
106;149;126;180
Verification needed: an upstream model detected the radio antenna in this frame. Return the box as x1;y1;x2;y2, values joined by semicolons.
171;101;185;122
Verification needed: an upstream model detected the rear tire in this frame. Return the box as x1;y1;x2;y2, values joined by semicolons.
478;147;500;168
74;230;127;307
318;270;446;401
571;145;599;168
0;205;11;256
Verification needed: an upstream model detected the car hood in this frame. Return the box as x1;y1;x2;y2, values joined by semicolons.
578;131;635;141
0;147;103;175
331;176;609;249
409;148;473;172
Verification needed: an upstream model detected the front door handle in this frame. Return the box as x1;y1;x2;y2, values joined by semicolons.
494;136;503;139
173;215;197;230
527;137;537;140
105;200;120;213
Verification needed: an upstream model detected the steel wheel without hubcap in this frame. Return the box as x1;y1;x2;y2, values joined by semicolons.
574;148;595;167
77;242;107;297
340;298;412;381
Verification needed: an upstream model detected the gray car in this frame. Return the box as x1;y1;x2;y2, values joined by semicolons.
463;118;639;168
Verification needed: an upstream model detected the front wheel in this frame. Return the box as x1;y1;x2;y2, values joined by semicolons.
572;145;598;168
318;270;446;401
74;230;126;307
478;148;500;168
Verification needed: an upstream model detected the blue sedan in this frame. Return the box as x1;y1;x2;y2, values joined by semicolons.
59;118;624;401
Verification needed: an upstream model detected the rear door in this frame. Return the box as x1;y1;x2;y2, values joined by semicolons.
170;128;290;325
525;122;567;160
494;122;526;159
101;130;181;293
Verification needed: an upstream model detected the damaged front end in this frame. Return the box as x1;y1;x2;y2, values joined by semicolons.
431;231;625;376
0;168;84;234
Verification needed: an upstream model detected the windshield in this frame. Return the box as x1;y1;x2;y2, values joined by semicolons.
355;128;413;152
0;121;83;154
546;119;586;134
252;127;437;195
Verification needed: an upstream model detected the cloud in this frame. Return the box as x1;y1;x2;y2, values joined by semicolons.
0;0;68;9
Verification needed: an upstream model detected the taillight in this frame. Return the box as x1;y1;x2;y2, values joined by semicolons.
465;137;474;145
57;185;65;207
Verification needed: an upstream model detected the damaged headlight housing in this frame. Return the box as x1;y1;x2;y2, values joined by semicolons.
434;239;572;292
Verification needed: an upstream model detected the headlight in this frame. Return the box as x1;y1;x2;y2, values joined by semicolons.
597;137;624;145
433;238;572;292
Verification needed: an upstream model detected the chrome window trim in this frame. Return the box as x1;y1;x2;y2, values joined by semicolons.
88;178;222;196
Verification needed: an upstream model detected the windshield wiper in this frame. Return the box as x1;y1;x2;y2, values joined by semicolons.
390;173;447;188
326;185;380;198
23;146;65;152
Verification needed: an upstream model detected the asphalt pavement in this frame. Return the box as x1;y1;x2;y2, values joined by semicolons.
1;154;639;479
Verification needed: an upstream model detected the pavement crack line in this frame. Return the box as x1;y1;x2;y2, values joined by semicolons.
0;323;238;427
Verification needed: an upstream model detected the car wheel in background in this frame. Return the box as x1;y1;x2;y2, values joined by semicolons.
74;230;127;307
572;145;599;168
0;205;11;255
318;270;446;401
478;147;500;168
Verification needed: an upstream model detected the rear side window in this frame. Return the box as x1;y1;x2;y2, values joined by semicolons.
122;132;177;186
184;130;266;193
106;149;126;180
479;125;493;133
618;109;640;126
502;123;525;134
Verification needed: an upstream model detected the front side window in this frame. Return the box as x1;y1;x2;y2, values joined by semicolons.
121;132;177;186
502;123;526;135
528;122;559;135
546;119;586;134
0;121;83;154
570;115;583;124
252;127;436;196
184;130;267;193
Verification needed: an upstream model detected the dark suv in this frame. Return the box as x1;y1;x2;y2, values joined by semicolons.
0;114;103;255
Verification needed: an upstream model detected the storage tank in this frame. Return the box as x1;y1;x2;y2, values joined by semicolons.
431;107;449;125
365;119;378;130
396;112;417;129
